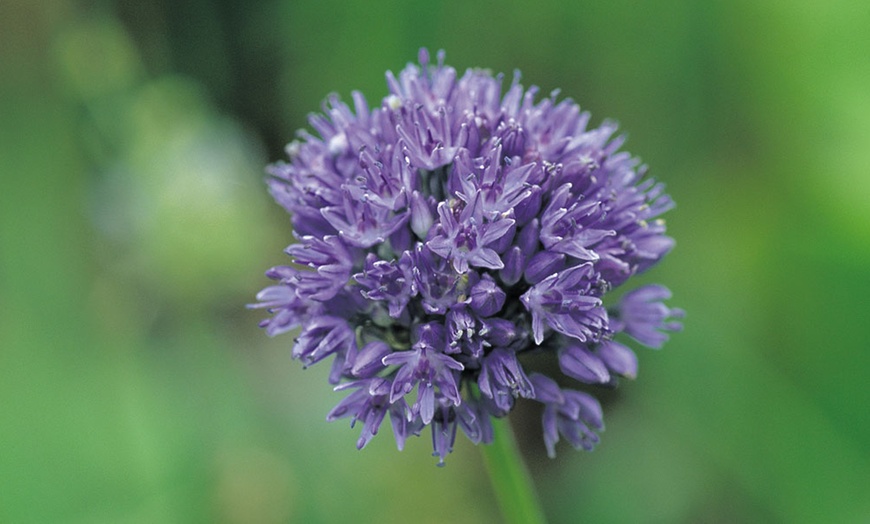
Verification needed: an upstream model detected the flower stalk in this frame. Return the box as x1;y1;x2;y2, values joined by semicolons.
481;417;548;524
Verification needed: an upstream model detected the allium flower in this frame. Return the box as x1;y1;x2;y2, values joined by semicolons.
251;49;683;464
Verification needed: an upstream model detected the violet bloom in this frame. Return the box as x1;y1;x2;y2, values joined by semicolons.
251;49;682;464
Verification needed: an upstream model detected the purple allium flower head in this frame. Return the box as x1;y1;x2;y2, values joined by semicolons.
251;49;682;464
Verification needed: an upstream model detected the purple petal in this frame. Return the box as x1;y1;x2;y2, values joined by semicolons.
559;344;610;384
597;340;638;379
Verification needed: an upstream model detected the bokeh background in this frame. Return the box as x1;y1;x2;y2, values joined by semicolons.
2;0;869;522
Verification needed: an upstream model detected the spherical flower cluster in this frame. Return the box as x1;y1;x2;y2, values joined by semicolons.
251;49;683;464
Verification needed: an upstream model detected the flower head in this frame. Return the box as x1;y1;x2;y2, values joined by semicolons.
252;49;682;464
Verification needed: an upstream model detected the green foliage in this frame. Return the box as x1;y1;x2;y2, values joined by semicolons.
2;0;869;522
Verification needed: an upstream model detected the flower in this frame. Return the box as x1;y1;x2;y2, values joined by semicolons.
251;49;682;464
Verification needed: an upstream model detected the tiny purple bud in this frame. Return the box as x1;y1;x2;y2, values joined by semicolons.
597;340;638;379
516;218;541;254
479;318;519;347
498;246;525;286
559;344;610;384
469;274;507;317
410;191;434;239
524;251;567;284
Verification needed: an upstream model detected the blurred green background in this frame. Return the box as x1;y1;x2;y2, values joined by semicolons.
2;0;869;522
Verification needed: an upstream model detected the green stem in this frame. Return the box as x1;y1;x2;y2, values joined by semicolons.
480;417;548;524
